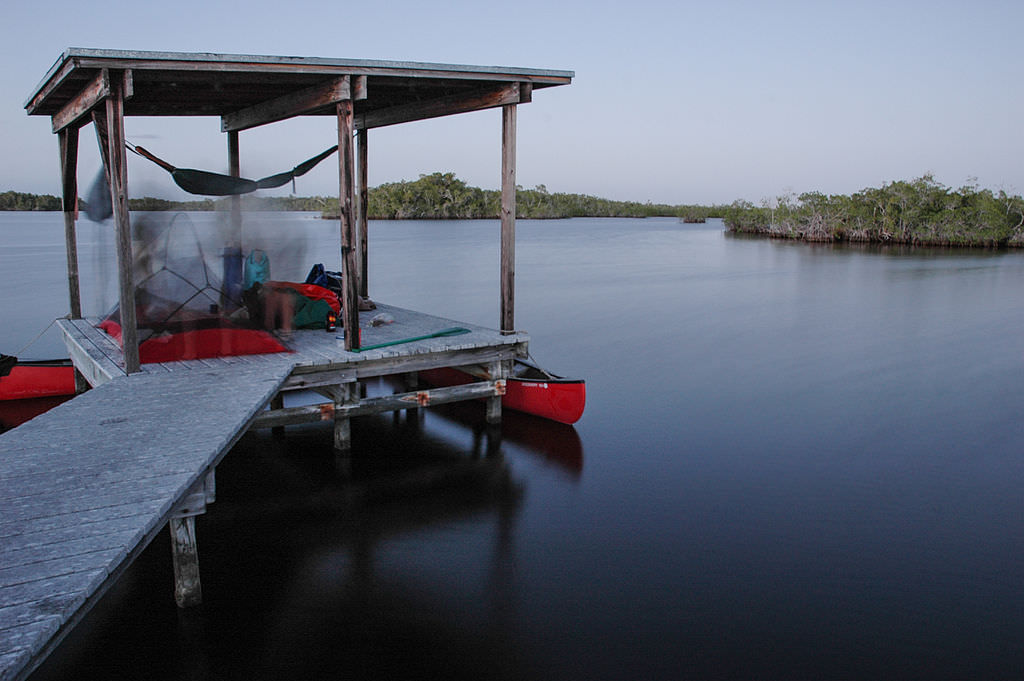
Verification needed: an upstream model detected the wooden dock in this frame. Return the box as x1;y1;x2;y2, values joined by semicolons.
0;304;527;681
12;47;571;681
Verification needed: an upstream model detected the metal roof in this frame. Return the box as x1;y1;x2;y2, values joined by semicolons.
26;48;573;131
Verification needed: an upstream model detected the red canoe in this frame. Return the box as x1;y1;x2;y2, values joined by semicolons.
421;358;585;425
0;356;76;401
0;356;77;432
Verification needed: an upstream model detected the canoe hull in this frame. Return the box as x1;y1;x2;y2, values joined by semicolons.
0;361;76;401
421;362;585;425
0;359;77;431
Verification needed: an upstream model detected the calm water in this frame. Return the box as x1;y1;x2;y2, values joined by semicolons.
6;212;1024;680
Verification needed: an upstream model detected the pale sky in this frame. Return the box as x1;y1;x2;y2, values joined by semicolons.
1;0;1021;205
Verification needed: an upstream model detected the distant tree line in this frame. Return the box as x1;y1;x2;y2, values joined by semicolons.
723;175;1024;247
1;192;334;214
0;173;714;220
0;191;62;211
331;172;697;220
19;174;1021;249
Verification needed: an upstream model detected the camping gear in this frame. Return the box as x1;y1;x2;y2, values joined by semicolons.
244;249;270;290
305;263;343;296
98;213;289;362
266;282;340;330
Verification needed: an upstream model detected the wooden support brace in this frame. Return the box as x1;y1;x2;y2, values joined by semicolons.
169;516;202;608
122;69;134;100
222;75;362;132
168;470;214;608
251;380;505;429
173;470;216;518
51;69;110;133
356;82;523;130
333;383;357;453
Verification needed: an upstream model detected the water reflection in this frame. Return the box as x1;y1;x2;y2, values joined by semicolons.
431;400;584;479
29;387;587;681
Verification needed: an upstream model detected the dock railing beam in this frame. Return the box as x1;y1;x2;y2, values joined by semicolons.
500;102;516;335
58;125;82;319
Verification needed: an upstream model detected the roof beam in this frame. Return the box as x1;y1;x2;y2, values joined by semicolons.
25;55;78;113
356;82;526;130
221;75;366;132
51;69;110;133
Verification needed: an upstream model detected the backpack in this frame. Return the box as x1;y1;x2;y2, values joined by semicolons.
304;263;343;298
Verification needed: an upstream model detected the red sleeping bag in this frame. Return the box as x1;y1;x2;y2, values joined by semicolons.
98;320;288;364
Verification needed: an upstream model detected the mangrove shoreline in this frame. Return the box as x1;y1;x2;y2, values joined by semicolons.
723;175;1024;248
7;173;1024;248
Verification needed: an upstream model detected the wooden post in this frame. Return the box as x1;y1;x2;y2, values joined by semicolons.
225;131;243;309
333;383;356;452
103;76;140;373
169;516;202;608
357;129;369;298
168;471;214;608
228;130;242;244
500;103;517;334
403;371;420;422
58;126;82;319
270;393;285;439
486;360;505;425
337;97;360;349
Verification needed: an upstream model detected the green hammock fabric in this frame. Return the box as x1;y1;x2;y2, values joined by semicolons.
128;143;338;197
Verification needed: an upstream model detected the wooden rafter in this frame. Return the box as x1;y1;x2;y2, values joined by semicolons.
356;82;525;130
221;75;367;132
51;69;110;133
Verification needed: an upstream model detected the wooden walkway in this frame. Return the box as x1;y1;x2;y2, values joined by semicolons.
0;303;528;681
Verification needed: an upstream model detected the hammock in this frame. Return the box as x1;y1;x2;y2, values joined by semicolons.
127;143;338;196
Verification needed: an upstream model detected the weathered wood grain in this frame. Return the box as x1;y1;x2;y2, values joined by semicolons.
103;78;140;374
221;75;355;132
355;82;523;130
357;129;369;298
50;69;109;133
58;127;81;319
337;99;360;349
252;379;504;429
500;103;517;333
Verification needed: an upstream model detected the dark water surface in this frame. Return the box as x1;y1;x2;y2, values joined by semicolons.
5;213;1024;680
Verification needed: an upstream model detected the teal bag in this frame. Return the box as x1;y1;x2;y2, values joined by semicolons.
244;249;270;290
